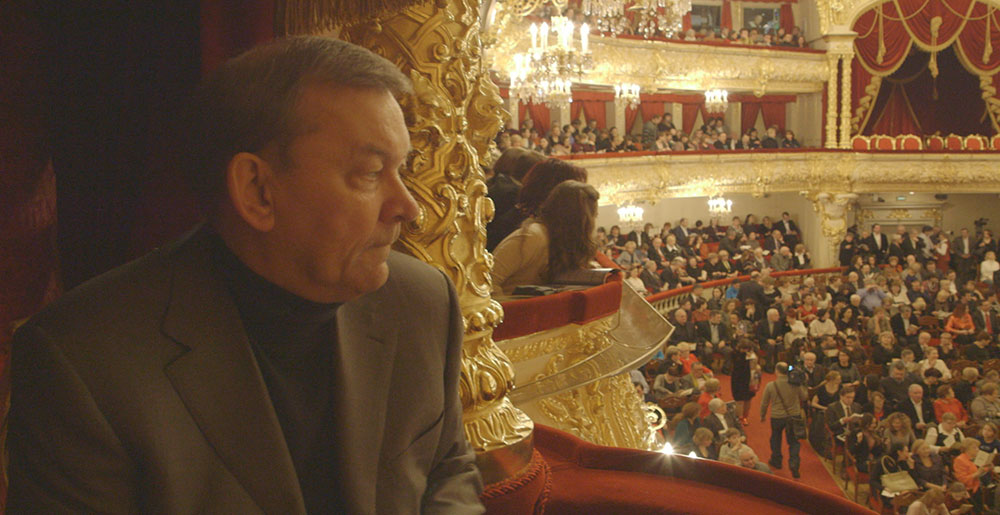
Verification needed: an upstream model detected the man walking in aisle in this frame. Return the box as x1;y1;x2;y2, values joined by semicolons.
760;362;807;478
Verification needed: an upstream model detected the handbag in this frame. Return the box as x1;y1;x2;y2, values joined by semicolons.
773;382;806;440
880;456;919;494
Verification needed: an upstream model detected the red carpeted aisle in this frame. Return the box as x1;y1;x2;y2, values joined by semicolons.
718;371;846;499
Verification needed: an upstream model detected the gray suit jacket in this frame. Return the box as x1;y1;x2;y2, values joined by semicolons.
8;228;484;514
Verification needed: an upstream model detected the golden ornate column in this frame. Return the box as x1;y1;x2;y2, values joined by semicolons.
809;192;859;266
825;54;839;149
839;55;853;148
336;1;535;484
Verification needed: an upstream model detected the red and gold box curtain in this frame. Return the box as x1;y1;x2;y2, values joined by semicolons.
570;91;613;128
737;95;795;134
518;102;552;133
852;0;1000;134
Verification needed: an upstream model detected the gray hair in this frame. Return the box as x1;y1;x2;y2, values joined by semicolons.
184;36;412;208
708;397;726;413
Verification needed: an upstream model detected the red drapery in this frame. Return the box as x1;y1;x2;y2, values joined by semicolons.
779;4;794;34
721;0;732;31
581;101;606;128
760;102;787;131
625;106;641;133
740;102;762;134
640;100;666;122
518;102;552;133
682;103;701;134
572;91;611;128
682;13;691;31
852;0;1000;135
570;102;583;123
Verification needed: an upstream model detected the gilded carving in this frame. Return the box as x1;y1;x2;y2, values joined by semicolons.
487;27;829;94
578;152;1000;206
337;0;533;468
535;372;651;449
499;316;617;364
811;192;859;250
887;209;912;220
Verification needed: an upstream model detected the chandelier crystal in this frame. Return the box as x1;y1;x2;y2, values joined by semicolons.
617;205;645;228
508;16;593;107
582;0;692;39
614;83;641;109
707;196;733;215
704;89;729;114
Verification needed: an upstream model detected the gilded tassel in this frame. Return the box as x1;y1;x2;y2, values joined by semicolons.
986;8;994;64
877;5;886;64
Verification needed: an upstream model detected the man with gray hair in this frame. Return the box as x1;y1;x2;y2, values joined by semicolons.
9;37;483;513
703;397;742;445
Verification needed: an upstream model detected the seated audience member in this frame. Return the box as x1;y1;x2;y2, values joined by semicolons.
899;383;935;436
738;448;772;474
970;382;1000;425
917;347;951;381
863;390;889;422
944;481;973;514
829;350;861;388
653;363;695;402
670;402;702;454
697;378;722;418
924;412;965;452
687;361;714;391
870;442;916;505
485;148;544;234
640;260;665;292
954;367;979;406
881;361;916;410
692;427;719;460
615;240;641;269
980;423;1000;454
847;414;884;473
952;438;992;508
910;440;948;492
624;264;648;294
703;398;741;445
492;180;598;294
487;158;586;251
825;386;862;439
945;302;976;346
965;331;996;363
937;333;960;361
883;411;918;449
905;487;948;515
718;428;755;465
933;384;969;426
698;310;732;368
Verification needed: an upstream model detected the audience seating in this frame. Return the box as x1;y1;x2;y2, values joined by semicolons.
871;135;895;151
965;134;987;150
895;134;922;150
851;135;871;150
945;134;964;150
991;134;1000;150
926;135;945;150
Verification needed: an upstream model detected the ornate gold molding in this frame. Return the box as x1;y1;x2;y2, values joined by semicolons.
578;152;1000;206
335;0;533;484
810;192;859;251
488;29;830;95
818;0;884;34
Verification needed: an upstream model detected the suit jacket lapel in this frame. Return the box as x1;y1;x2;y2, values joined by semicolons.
160;230;306;514
333;289;398;511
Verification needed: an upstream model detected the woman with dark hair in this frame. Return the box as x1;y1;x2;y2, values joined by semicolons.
485;148;545;246
486;158;587;251
945;302;976;346
731;339;760;424
491;180;599;295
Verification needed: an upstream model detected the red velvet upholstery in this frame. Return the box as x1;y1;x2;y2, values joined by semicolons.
482;449;551;514
927;135;945;150
494;292;576;341
574;282;622;324
534;424;873;514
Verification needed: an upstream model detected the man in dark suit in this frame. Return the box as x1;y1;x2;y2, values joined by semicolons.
865;224;889;263
890;304;920;346
703;397;742;445
896;383;935;435
8;37;484;514
764;229;785;254
756;308;787;373
901;230;925;263
738;272;770;310
669;308;704;355
973;299;998;337
953;228;976;283
825;387;863;438
698;310;732;369
778;212;800;249
659;257;684;290
673;218;692;246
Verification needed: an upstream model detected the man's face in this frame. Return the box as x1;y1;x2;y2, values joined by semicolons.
804;354;815;368
843;392;855;405
675;310;687;324
740;453;756;468
873;225;881;234
266;85;419;302
891;367;905;380
909;386;923;403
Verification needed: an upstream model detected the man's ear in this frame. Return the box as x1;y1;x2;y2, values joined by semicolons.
225;152;277;232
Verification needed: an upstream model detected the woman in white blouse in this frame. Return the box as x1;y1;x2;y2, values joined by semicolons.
917;347;952;381
809;309;837;339
981;251;999;284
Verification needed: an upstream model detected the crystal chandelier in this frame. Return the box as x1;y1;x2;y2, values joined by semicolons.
614;83;641;109
707;196;732;215
617;205;645;228
704;89;729;114
508;16;593;108
582;0;692;38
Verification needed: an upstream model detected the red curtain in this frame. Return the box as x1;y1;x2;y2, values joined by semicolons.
779;4;794;34
640;100;666;122
741;102;762;135
580;100;607;128
682;13;691;31
865;47;993;136
682;103;701;134
519;102;552;132
570;102;583;123
760;102;787;131
721;0;732;31
625;106;641;133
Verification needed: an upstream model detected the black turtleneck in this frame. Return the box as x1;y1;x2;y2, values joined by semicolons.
210;234;342;513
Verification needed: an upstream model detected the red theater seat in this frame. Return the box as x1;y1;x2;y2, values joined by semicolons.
926;135;945;150
851;135;870;150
